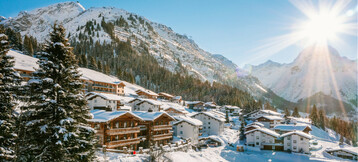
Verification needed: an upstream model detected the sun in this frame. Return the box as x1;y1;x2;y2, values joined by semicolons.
298;12;344;44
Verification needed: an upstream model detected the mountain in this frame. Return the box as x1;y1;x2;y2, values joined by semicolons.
0;1;292;109
248;45;357;113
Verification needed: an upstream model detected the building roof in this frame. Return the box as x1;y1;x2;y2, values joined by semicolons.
86;92;132;102
223;105;240;109
326;147;358;156
260;110;282;116
191;111;226;122
280;130;312;139
132;111;175;121
158;92;174;98
244;124;261;129
89;110;142;123
135;89;158;96
246;122;264;127
163;107;187;114
244;127;280;137
173;116;203;126
186;101;204;105
274;124;312;132
9;50;39;72
173;96;182;100
256;115;283;121
137;99;162;106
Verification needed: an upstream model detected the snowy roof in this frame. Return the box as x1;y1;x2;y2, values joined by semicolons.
86;92;131;102
222;105;240;109
158;92;174;98
246;122;264;127
89;110;142;122
256;115;283;120
135;89;158;96
9;50;39;72
186;101;204;105
260;110;282;116
137;99;162;106
173;116;203;126
244;127;280;137
132;111;175;121
191;111;226;122
118;105;131;111
326;147;358;156
163;107;187;114
173;96;182;100
79;68;125;85
274;124;311;132
280;130;312;139
244;125;261;129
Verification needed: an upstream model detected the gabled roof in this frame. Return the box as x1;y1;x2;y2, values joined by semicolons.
245;127;280;137
191;111;226;122
137;99;162;106
260;110;282;116
158;92;174;98
280;130;312;139
128;98;143;103
173;96;182;100
89;110;143;123
86;92;125;101
186;101;204;105
244;124;261;129
326;147;358;156
274;124;312;132
244;127;280;138
135;89;158;96
256;115;283;121
163;107;187;114
222;105;240;109
132;111;175;121
173;116;203;126
246;122;264;127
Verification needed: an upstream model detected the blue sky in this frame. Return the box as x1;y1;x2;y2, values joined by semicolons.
1;0;357;67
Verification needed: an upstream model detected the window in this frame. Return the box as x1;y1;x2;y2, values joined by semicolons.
287;143;290;146
107;136;111;142
181;125;183;128
256;142;259;145
180;131;183;134
208;126;211;129
124;122;127;128
208;122;211;124
204;127;206;129
287;136;291;140
300;137;303;141
115;121;119;128
115;135;119;141
94;100;97;103
256;136;259;139
251;134;254;136
263;140;266;143
106;124;110;129
293;140;297;143
94;124;100;130
293;146;297;150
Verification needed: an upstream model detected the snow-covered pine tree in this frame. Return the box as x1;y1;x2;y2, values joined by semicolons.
20;24;95;161
0;26;21;161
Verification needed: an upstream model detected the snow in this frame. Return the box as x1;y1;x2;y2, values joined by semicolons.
79;68;121;84
260;110;282;116
89;110;142;122
191;111;226;122
326;147;358;156
244;127;280;137
246;122;264;127
173;116;202;126
137;99;162;106
132;111;174;121
274;124;311;132
86;92;133;103
281;130;312;139
256;115;283;120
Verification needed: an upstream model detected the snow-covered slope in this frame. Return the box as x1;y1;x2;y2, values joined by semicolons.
1;2;235;82
247;45;357;112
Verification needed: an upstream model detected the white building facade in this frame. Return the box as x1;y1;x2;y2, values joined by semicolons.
173;117;203;144
191;112;225;135
282;131;311;154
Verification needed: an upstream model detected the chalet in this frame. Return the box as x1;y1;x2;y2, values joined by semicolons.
220;105;241;115
163;107;188;116
255;115;284;129
133;112;175;148
186;101;204;110
244;124;262;132
325;147;358;160
249;110;282;119
158;92;174;100
245;127;282;150
128;98;143;111
86;92;132;111
10;51;126;95
204;102;218;109
89;110;143;150
135;89;158;100
274;124;312;134
281;131;312;154
136;99;162;112
171;96;182;104
191;111;225;135
173;116;203;144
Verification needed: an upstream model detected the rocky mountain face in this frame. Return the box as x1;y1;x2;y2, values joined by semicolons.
248;45;357;113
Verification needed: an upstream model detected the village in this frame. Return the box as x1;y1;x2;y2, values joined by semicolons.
9;50;358;161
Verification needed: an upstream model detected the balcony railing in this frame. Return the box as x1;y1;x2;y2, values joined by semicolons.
152;132;173;141
92;84;115;89
106;138;140;148
106;127;140;135
152;125;172;131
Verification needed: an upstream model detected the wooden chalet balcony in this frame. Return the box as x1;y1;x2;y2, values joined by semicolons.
152;132;173;141
106;138;140;148
105;127;140;135
152;125;172;131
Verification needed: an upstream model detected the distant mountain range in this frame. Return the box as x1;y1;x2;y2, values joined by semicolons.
247;45;357;114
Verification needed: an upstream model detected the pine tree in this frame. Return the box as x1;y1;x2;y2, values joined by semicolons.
19;24;95;161
0;26;21;161
310;105;319;127
239;114;246;140
284;108;290;117
88;56;97;70
225;111;229;123
23;35;34;56
291;107;300;117
339;135;344;145
97;60;102;72
318;109;325;129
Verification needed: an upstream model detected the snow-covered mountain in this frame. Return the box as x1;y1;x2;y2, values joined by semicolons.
1;2;235;82
248;45;357;112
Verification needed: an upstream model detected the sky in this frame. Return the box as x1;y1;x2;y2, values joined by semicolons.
0;0;357;67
